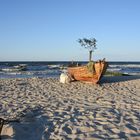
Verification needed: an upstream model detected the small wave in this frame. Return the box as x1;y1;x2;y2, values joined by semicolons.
109;64;140;68
107;68;122;72
123;72;140;76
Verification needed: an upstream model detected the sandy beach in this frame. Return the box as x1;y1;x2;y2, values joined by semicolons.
0;76;140;139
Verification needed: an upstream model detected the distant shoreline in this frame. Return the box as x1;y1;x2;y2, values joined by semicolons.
0;60;140;63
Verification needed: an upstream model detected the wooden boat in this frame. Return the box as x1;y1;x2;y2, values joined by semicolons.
68;60;108;84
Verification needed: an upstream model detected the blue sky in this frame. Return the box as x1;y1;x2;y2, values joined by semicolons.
0;0;140;61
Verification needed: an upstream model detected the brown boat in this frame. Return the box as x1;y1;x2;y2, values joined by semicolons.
68;60;108;84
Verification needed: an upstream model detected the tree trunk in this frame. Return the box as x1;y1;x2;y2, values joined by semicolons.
89;50;92;61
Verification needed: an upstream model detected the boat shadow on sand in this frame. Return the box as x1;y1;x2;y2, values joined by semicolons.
100;75;140;84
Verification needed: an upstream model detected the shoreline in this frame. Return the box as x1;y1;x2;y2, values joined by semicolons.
0;76;140;139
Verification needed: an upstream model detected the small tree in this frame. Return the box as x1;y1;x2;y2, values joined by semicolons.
78;38;97;61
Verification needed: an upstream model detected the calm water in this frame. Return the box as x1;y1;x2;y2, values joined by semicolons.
0;61;140;79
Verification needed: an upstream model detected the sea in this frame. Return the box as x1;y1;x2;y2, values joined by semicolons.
0;61;140;79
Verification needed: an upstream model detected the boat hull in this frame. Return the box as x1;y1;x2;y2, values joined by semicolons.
68;61;108;84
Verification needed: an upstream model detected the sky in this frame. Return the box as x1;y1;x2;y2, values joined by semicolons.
0;0;140;61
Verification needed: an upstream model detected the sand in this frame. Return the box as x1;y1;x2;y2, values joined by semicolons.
0;76;140;139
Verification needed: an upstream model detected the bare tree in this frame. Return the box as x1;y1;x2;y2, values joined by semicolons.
78;38;97;61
